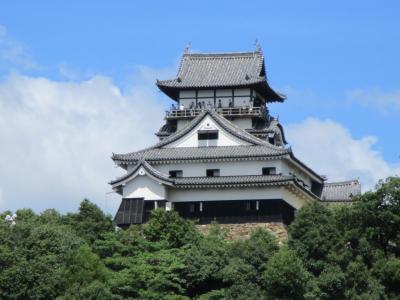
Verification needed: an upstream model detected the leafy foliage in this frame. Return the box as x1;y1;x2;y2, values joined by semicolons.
0;177;399;299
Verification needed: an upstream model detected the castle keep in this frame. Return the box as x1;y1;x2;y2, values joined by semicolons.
110;47;361;227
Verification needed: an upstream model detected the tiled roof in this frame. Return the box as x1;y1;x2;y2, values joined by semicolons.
156;110;271;147
113;110;290;164
112;109;323;181
156;50;285;102
174;174;293;188
110;168;319;201
321;180;361;202
112;145;290;164
109;160;173;185
246;117;287;144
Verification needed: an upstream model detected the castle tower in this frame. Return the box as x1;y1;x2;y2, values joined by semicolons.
110;47;360;227
156;49;286;146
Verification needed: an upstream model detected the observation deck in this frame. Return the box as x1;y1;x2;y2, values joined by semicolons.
165;106;266;120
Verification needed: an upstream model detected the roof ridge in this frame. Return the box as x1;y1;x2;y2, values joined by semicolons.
183;51;262;58
325;180;360;186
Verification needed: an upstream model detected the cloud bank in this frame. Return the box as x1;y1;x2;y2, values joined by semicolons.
0;72;165;213
286;118;400;191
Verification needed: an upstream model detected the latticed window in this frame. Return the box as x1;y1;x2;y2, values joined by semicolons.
169;170;183;178
198;130;219;140
262;167;276;175
206;169;220;177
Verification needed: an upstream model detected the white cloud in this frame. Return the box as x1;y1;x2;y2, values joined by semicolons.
0;71;167;214
0;25;39;70
348;88;400;113
286;118;400;191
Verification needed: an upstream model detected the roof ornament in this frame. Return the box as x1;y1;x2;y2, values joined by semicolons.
184;42;192;54
254;39;262;52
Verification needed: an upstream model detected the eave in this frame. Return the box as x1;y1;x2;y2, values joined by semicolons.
156;81;286;103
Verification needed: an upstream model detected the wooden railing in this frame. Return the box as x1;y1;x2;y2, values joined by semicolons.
165;107;265;119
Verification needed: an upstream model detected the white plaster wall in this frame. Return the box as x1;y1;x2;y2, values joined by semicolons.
180;90;196;98
198;90;214;97
168;186;283;202
155;160;283;177
123;175;166;200
166;115;250;148
168;186;309;210
216;89;232;97
234;88;251;96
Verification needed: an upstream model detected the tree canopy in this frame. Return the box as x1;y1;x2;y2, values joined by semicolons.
0;177;399;299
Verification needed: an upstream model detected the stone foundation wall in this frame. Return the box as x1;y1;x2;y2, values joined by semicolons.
196;222;288;243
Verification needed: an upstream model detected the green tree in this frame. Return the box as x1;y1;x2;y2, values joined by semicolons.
63;199;114;244
228;228;278;283
373;257;400;299
263;247;310;300
108;249;188;299
0;220;84;299
60;244;111;299
183;223;229;297
288;202;346;275
144;209;200;248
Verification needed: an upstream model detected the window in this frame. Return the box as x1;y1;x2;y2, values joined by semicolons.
268;137;275;144
206;169;220;177
169;170;183;178
262;167;276;175
198;130;219;140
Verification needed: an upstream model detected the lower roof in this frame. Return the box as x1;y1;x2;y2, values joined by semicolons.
174;174;293;188
112;145;289;164
321;180;361;202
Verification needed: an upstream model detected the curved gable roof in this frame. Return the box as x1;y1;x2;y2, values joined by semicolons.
112;110;289;163
156;50;285;102
152;110;283;149
110;160;173;186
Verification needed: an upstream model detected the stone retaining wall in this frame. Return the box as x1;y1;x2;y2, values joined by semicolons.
196;222;288;243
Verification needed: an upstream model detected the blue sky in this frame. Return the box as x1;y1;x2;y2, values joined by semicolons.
0;1;399;212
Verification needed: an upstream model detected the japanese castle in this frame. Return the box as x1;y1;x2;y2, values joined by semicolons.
110;47;361;227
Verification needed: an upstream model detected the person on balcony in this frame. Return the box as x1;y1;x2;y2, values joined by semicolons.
179;103;185;110
218;99;222;108
171;103;176;111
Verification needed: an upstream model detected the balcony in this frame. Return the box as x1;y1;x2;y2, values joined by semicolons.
165;107;265;120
